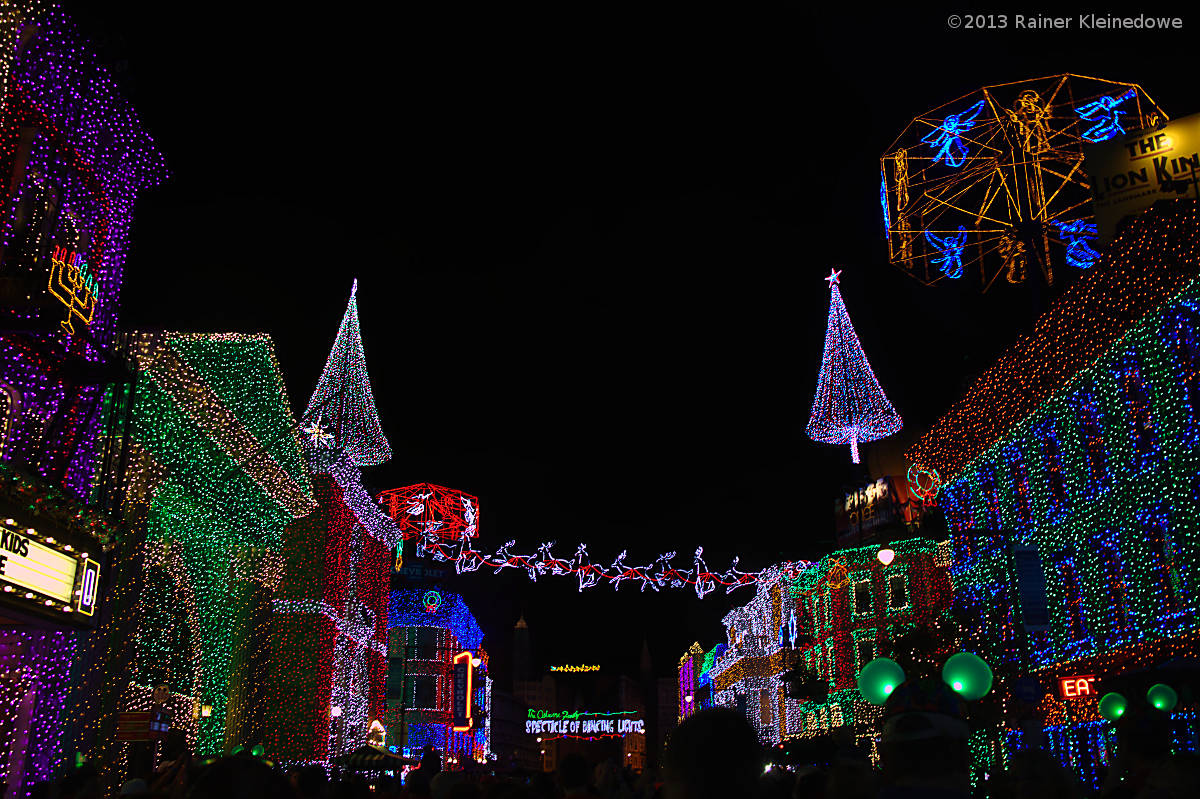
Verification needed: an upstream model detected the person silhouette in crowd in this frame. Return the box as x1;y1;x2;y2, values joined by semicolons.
187;754;295;799
1100;702;1173;797
987;748;1083;799
876;677;971;799
662;708;762;799
557;753;601;798
291;763;330;799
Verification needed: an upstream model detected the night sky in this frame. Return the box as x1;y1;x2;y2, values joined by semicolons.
62;3;1194;684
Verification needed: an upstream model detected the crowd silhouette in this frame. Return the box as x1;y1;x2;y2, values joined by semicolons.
22;702;1199;799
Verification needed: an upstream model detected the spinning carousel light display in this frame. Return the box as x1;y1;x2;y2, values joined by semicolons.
881;75;1163;289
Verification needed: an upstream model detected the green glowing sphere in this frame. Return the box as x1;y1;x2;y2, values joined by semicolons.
251;744;265;757
858;657;907;706
1147;683;1178;712
942;652;993;700
1098;692;1127;721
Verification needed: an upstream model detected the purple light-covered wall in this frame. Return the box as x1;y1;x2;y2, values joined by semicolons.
0;2;166;500
0;628;78;796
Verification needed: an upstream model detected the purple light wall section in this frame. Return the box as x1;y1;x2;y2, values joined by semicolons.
0;3;165;500
0;629;78;796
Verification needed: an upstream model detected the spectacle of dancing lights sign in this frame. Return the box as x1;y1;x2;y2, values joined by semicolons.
525;709;645;736
1;520;100;616
47;245;100;335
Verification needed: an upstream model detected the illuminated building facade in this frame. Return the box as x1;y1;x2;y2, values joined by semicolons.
784;539;953;749
73;333;314;790
263;281;400;764
913;202;1200;788
384;588;491;767
677;642;704;722
834;474;933;550
1;4;164;791
709;568;801;745
262;447;400;763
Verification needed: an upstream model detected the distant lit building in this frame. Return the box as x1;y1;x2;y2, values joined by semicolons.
709;569;799;745
677;643;704;721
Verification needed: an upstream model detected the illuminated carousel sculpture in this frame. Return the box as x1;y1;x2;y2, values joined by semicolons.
880;75;1164;289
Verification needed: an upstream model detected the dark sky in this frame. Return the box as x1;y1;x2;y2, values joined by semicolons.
64;3;1195;683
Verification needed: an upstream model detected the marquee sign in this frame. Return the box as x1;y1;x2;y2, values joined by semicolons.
0;519;99;616
525;709;645;737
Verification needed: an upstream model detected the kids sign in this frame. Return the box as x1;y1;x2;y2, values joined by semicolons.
525;709;645;737
0;521;99;615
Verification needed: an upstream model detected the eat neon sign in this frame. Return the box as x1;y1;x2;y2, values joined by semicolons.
1058;674;1097;699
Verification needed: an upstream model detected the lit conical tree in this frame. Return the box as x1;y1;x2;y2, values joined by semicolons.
805;269;902;463
303;279;392;466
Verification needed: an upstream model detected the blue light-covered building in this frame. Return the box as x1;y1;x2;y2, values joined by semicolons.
385;588;491;767
909;202;1200;789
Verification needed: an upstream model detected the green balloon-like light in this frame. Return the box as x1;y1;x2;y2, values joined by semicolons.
251;744;265;757
1147;683;1178;712
942;652;993;700
858;657;907;706
1098;692;1127;721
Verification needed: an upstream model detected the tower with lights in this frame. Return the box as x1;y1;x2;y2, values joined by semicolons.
263;281;401;764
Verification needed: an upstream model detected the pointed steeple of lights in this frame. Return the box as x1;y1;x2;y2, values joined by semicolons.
806;269;902;463
303;279;392;466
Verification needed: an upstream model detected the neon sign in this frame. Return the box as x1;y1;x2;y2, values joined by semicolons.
1058;674;1098;699
47;245;99;335
549;664;600;673
525;709;644;736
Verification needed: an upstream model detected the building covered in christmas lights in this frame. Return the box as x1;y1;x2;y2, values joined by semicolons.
707;567;802;746
262;280;402;765
783;538;953;752
262;445;400;764
909;201;1200;788
0;2;165;791
75;332;315;783
383;587;492;767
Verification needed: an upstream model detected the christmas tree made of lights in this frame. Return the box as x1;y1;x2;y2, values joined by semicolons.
806;269;902;463
303;279;392;466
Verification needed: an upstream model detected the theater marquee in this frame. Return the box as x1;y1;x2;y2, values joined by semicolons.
0;520;100;616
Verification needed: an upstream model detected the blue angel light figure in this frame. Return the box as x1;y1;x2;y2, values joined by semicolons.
1051;219;1101;269
925;227;969;279
922;99;986;167
1075;89;1137;143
